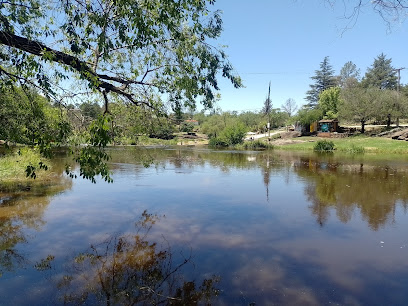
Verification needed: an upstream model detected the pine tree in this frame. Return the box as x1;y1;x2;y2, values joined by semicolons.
362;53;397;90
262;82;272;115
305;56;337;109
339;61;360;87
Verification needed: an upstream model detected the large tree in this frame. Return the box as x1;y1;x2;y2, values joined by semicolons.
0;0;242;181
340;87;380;134
339;61;360;87
305;56;337;109
318;87;342;119
281;98;298;117
362;53;398;90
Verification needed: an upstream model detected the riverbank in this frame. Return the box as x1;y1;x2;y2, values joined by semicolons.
272;135;408;154
0;148;54;190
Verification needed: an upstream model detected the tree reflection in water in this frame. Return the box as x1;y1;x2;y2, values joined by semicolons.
0;178;72;277
54;211;220;305
294;157;408;229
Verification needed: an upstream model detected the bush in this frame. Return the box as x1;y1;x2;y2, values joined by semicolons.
313;140;335;151
220;123;247;145
208;137;228;147
180;122;195;133
240;140;274;150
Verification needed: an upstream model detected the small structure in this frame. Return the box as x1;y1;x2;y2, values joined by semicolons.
184;119;199;126
318;119;339;137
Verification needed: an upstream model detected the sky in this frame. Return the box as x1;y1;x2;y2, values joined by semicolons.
209;0;408;113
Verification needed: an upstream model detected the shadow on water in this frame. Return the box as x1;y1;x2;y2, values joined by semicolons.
36;211;220;305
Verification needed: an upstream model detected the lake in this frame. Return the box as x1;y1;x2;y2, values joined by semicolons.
1;147;408;305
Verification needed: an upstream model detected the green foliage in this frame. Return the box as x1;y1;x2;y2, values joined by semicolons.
79;102;102;119
240;140;274;150
200;114;226;138
0;148;50;184
318;87;342;119
0;0;242;111
296;107;323;126
219;123;247;145
313;140;335;152
68;115;113;183
0;0;242;183
362;53;397;90
89;115;112;147
305;56;337;108
208;137;228;147
0;86;71;148
339;61;360;86
147;119;175;140
339;86;379;133
346;144;365;154
181;122;195;133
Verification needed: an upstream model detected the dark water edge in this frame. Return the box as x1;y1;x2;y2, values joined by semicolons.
0;146;408;305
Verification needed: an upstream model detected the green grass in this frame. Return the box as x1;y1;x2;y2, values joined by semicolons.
0;147;52;188
237;140;274;150
279;136;408;154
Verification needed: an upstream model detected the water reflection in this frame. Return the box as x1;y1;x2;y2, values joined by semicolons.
293;156;408;229
42;211;220;305
2;147;408;305
0;175;72;277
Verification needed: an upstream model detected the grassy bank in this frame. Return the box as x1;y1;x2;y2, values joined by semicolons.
277;136;408;154
0;148;53;189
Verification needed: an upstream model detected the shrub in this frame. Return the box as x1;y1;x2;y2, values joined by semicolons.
314;140;335;151
208;137;228;147
241;140;274;150
346;144;365;154
220;123;247;145
180;122;195;133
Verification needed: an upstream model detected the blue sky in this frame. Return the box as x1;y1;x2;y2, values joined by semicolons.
211;0;408;113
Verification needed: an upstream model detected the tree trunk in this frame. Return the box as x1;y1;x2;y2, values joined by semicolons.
387;114;391;128
361;120;365;134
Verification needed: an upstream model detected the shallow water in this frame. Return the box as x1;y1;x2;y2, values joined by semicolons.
1;147;408;305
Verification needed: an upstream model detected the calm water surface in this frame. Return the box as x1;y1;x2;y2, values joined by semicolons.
1;147;408;305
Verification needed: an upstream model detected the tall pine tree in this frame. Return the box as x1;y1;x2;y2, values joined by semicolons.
305;56;337;109
362;53;397;90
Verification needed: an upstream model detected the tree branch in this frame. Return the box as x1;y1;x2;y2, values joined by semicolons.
0;31;158;103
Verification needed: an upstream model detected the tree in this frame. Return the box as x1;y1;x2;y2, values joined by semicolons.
79;102;102;120
281;98;298;117
0;0;242;182
339;61;360;87
295;107;323;126
318;87;342;119
340;87;380;133
220;122;247;145
375;89;408;127
262;81;272;136
326;1;408;26
305;56;337;108
362;53;397;90
263;82;272;114
238;111;262;131
0;86;70;147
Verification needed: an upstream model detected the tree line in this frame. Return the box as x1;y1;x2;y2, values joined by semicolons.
1;0;407;181
299;54;408;133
